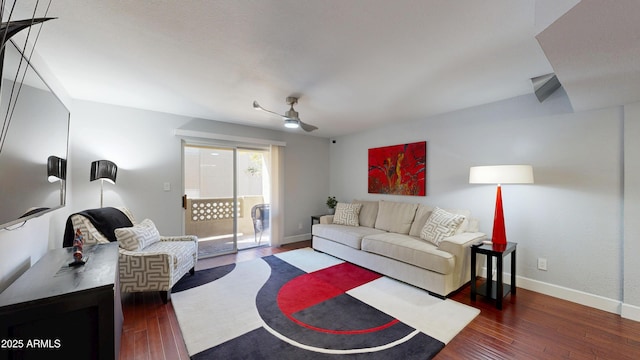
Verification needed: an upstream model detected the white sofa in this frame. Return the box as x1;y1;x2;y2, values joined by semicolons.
312;200;486;297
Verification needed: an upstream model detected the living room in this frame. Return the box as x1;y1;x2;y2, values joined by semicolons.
1;0;640;358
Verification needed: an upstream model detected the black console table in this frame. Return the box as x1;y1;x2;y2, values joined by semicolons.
0;242;122;360
470;241;517;310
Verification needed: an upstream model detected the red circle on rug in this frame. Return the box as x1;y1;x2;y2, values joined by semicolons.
276;262;399;334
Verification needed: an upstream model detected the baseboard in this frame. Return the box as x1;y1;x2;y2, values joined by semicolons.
516;276;621;315
621;303;640;322
479;268;632;318
281;233;311;245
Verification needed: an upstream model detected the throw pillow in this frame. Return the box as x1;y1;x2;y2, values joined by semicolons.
352;199;379;228
420;207;466;246
332;202;362;226
115;218;161;251
409;204;434;237
374;201;418;234
445;208;472;234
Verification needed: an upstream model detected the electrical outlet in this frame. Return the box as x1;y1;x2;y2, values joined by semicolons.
298;222;303;230
163;182;171;191
537;258;547;271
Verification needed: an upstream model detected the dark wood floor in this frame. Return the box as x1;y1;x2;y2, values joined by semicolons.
119;241;640;359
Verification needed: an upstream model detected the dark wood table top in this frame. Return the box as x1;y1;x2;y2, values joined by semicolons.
0;242;118;309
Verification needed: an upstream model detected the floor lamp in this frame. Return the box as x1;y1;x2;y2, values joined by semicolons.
90;160;118;207
469;165;534;249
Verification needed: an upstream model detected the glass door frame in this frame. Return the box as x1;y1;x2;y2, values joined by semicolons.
182;140;238;258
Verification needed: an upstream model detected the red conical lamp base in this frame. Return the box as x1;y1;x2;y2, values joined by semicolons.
492;185;507;248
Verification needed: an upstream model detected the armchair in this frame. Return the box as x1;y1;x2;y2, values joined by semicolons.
64;207;197;303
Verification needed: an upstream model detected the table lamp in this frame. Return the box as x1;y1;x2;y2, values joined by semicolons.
469;165;534;248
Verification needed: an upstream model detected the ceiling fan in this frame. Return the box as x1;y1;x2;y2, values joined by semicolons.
253;96;318;132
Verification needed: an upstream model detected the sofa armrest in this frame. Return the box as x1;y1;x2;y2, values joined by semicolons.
320;215;334;224
118;251;173;291
437;232;486;287
160;235;198;243
438;232;486;249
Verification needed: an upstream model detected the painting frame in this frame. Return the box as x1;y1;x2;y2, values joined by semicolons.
368;141;426;196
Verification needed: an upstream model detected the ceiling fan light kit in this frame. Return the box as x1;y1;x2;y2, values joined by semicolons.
284;118;299;128
253;96;318;132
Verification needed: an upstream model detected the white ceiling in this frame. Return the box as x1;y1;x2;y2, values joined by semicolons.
9;0;635;139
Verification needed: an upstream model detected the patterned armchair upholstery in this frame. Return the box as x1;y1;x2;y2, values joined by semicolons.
67;207;198;303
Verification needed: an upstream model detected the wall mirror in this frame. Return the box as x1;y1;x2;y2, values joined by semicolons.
0;40;70;229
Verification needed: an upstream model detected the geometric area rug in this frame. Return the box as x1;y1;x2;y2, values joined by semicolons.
172;248;479;359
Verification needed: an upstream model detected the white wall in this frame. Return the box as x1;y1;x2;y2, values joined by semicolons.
623;102;640;319
330;89;635;317
68;100;330;242
69;101;188;233
282;132;331;241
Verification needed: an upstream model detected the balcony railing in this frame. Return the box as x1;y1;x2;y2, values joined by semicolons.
188;198;243;222
185;195;265;240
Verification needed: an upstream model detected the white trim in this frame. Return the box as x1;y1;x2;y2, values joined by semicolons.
516;276;621;315
282;233;311;245
621;303;640;322
174;129;287;147
479;268;636;320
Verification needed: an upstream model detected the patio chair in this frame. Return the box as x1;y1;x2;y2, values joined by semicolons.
251;203;270;244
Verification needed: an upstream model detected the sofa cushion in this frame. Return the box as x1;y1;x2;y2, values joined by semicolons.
420;207;466;245
362;233;455;275
115;218;160;251
352;200;379;228
313;224;387;249
332;202;362;226
409;204;434;237
142;239;196;271
374;201;418;234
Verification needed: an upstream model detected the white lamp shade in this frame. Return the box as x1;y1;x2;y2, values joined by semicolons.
469;165;534;184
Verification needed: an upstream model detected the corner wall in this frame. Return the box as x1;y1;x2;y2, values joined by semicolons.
623;102;640;319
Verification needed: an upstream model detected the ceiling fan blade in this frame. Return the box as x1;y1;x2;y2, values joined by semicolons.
299;120;318;132
253;100;285;118
254;99;319;132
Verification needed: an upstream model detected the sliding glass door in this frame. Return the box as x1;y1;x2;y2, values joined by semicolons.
183;144;271;258
237;148;271;249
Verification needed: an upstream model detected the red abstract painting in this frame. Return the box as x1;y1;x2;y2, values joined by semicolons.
368;141;426;196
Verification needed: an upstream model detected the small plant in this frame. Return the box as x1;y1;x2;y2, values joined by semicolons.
326;196;337;209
